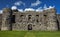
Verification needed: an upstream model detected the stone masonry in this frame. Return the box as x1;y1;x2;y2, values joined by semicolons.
0;8;60;31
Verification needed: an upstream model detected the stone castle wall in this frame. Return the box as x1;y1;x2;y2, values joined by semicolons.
0;8;59;31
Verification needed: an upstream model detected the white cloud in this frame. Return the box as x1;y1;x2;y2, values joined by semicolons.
36;7;43;12
43;4;55;10
18;9;24;12
14;1;25;6
49;6;55;9
46;6;55;10
0;10;3;14
37;7;42;9
11;6;17;10
31;0;41;6
43;4;47;9
43;4;49;10
24;8;35;11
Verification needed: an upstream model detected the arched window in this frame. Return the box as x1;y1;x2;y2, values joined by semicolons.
28;15;32;20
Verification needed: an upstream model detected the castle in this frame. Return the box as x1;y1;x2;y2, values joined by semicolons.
0;7;60;31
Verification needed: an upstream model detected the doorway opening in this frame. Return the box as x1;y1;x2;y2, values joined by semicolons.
28;24;32;30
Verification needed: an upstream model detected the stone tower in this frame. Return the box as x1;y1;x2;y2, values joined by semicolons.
43;8;58;31
1;8;12;30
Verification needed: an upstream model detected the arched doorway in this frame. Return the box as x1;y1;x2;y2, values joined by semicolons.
28;24;32;30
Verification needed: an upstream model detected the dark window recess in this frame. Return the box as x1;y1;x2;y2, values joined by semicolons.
28;15;31;16
36;15;39;16
28;24;32;30
28;15;31;20
40;24;41;25
57;20;60;30
11;15;15;23
37;19;39;22
20;15;24;17
44;15;47;17
28;17;31;20
33;25;35;26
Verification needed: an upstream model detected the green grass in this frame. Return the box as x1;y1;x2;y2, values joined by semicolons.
0;31;60;37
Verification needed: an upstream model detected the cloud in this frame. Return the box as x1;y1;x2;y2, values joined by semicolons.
0;10;3;14
36;7;43;12
43;4;47;9
11;6;17;10
43;4;55;10
24;8;35;11
31;0;41;7
49;6;55;9
43;4;49;10
18;9;24;12
14;1;25;6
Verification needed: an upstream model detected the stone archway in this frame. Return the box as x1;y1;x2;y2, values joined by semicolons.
28;24;32;30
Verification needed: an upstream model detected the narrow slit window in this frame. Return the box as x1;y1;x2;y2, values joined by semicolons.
11;15;15;23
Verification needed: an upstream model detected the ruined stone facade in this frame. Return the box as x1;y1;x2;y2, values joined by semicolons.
0;8;60;31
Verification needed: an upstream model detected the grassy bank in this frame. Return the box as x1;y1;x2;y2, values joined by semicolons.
0;31;60;37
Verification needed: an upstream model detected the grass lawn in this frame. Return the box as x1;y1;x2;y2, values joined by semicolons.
0;31;60;37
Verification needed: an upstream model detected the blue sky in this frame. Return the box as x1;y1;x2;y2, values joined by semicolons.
0;0;60;14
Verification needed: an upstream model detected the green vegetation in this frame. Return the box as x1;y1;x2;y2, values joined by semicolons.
0;31;60;37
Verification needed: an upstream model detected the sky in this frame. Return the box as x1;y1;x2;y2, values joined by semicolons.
0;0;60;14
